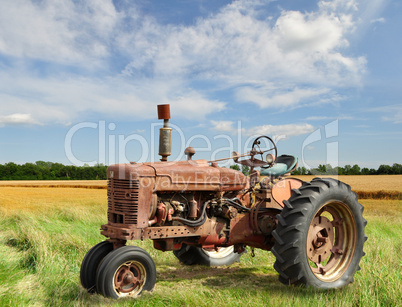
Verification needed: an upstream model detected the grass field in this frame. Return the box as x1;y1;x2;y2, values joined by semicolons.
0;178;401;306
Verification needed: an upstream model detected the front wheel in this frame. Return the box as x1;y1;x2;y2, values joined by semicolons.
272;178;367;289
96;246;156;298
173;244;242;266
80;241;113;293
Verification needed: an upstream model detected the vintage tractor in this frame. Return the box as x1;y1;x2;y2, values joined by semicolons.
80;104;367;299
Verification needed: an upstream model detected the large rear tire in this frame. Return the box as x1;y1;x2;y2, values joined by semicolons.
272;178;367;289
173;244;242;266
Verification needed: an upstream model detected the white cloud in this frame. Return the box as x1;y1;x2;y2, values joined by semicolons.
275;10;346;53
0;0;120;66
354;0;389;35
319;0;358;12
305;116;332;121
236;86;331;109
0;113;42;126
246;123;315;138
305;115;355;121
370;17;386;24
380;106;402;124
0;0;367;124
0;69;225;123
210;120;235;132
124;0;365;110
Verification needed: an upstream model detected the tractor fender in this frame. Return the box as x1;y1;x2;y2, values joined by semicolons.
271;178;303;207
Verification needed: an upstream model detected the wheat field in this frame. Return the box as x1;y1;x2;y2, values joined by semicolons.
294;175;402;192
1;174;401;191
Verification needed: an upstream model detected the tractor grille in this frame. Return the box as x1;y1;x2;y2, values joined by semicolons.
107;179;140;225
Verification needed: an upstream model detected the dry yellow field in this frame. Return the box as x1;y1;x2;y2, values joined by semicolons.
294;175;402;192
0;186;107;215
0;180;107;188
0;175;401;209
1;175;402;191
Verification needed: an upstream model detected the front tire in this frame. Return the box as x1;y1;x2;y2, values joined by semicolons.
173;244;242;266
96;246;156;299
272;178;367;289
80;241;113;293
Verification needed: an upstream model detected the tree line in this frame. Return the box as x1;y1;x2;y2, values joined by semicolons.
0;161;108;180
291;163;402;175
0;161;401;181
229;163;402;176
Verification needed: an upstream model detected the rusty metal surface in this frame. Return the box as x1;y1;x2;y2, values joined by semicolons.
113;260;146;296
107;160;247;192
107;177;153;229
227;213;273;250
157;104;170;120
102;217;221;241
158;104;172;161
158;127;172;161
271;178;303;207
104;162;305;253
184;147;195;160
306;201;356;280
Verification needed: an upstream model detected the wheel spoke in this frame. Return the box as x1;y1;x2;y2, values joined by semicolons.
316;206;326;217
331;218;344;227
114;266;129;289
305;201;357;281
315;263;327;275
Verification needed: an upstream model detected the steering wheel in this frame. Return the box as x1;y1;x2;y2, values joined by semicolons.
251;136;277;164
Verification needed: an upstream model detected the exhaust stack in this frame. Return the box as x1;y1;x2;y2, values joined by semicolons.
157;104;172;162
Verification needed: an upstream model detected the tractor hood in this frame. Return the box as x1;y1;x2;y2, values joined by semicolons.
107;160;247;192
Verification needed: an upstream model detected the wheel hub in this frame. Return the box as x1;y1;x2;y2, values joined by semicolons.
307;216;334;264
123;272;135;284
114;261;145;295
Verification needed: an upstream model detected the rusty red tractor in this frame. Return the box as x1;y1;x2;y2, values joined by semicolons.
80;104;367;299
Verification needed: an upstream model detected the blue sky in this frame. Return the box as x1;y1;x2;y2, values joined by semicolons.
0;0;401;168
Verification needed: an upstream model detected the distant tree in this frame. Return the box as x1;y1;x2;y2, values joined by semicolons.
292;167;302;175
230;164;240;171
4;162;19;179
334;166;344;175
361;168;370;175
369;168;377;175
350;164;361;175
241;165;250;176
392;163;402;174
0;162;109;180
344;165;352;175
378;164;392;175
229;164;250;176
318;164;327;173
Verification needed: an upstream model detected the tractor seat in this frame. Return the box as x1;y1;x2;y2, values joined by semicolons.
260;155;298;177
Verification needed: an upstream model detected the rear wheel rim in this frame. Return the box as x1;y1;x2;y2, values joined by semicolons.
201;246;235;259
306;201;357;282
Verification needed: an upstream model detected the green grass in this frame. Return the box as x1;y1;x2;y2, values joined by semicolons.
0;194;401;306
